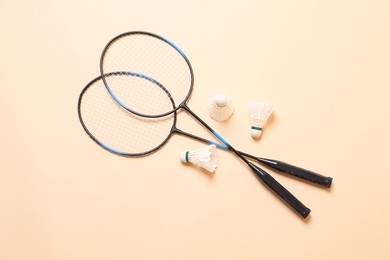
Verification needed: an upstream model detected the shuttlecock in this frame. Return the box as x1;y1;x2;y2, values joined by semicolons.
179;145;218;172
249;102;274;139
207;94;234;122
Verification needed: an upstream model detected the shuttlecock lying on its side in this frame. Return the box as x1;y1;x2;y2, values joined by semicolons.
180;145;218;172
207;94;234;122
249;102;274;139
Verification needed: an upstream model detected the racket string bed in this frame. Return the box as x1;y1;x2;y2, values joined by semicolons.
79;76;174;155
101;33;191;114
105;73;172;116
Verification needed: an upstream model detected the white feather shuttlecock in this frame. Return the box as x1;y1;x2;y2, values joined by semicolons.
207;94;234;122
179;145;218;172
249;102;274;139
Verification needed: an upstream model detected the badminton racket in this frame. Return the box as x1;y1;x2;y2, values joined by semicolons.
79;72;332;186
79;72;310;218
99;32;313;218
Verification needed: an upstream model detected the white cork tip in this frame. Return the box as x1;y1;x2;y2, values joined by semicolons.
251;129;262;139
215;94;228;107
179;151;188;163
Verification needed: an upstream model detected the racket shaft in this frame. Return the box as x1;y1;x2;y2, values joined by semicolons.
175;129;332;187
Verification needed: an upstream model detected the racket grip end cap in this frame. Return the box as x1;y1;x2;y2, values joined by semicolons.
324;177;333;188
302;208;311;219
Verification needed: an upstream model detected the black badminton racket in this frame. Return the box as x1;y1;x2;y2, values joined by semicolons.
79;71;310;218
79;73;331;186
99;32;315;218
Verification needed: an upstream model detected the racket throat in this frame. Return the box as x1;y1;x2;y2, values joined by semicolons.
247;162;266;177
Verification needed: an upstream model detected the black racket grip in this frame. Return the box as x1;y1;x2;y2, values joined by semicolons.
248;162;311;218
258;159;332;188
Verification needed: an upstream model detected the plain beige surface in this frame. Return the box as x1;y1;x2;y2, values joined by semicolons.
1;0;390;259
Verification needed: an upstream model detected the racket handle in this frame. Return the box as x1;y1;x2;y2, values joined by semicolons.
257;158;332;188
248;162;311;218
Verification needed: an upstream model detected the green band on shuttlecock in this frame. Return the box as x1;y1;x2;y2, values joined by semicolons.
185;151;189;162
251;126;263;131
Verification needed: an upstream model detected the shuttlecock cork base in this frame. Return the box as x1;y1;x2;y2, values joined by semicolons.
249;102;274;139
207;94;234;122
180;145;218;172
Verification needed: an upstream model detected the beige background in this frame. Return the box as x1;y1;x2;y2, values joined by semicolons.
1;0;389;259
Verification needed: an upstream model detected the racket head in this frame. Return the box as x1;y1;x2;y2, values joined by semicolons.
78;72;177;156
100;31;194;118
